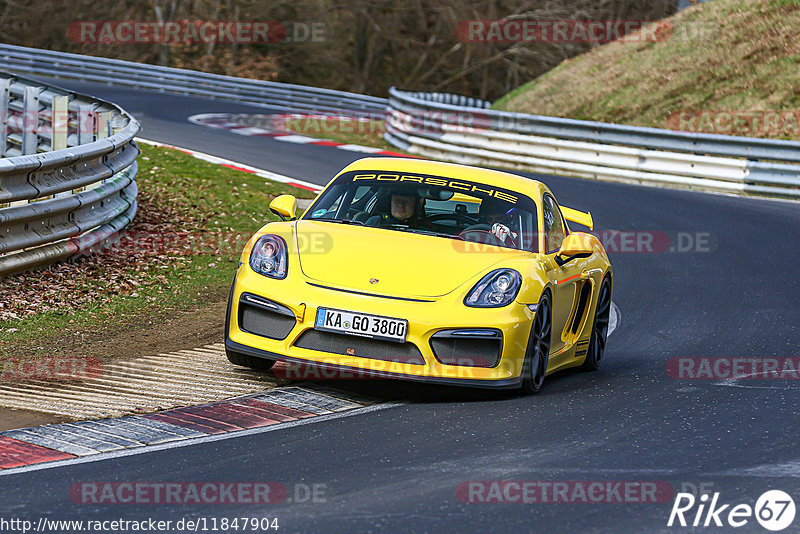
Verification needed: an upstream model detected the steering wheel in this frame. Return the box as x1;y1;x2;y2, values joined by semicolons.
342;207;363;217
427;213;478;226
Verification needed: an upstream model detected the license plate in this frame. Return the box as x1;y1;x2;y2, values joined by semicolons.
314;308;408;343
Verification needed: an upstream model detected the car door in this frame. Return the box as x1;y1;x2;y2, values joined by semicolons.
540;193;582;361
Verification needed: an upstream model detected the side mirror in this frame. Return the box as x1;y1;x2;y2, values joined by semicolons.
269;194;297;221
555;233;594;266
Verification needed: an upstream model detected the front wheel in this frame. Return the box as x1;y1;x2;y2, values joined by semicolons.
580;276;612;371
520;292;552;395
226;347;276;371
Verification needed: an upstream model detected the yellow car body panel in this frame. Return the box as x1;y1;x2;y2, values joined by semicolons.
226;158;612;389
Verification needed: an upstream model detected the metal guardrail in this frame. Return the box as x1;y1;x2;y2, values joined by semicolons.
386;88;800;199
0;43;387;116
0;71;139;277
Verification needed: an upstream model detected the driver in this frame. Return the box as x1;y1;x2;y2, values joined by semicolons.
479;198;519;246
367;185;428;228
390;193;418;222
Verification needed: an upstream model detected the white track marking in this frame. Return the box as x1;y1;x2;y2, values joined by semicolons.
230;127;270;136
707;460;800;478
714;375;795;390
715;382;790;390
135;138;323;192
337;144;384;153
0;402;404;477
187;112;404;156
186;113;238;127
274;134;320;144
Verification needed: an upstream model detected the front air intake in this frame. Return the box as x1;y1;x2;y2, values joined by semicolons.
238;293;296;340
430;329;502;368
294;330;425;365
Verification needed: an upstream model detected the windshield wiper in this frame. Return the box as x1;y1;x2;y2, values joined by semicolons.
404;228;464;240
313;218;365;226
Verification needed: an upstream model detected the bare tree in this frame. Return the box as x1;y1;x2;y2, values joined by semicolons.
0;0;678;99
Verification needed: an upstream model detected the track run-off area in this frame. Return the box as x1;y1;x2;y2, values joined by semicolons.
0;81;798;533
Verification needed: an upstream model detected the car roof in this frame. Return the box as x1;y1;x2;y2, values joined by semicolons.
336;157;546;196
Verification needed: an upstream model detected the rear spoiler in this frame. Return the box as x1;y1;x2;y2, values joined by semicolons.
561;206;594;231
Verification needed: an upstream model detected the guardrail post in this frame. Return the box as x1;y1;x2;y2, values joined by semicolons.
96;111;112;185
8;85;42;207
51;95;71;199
77;104;94;146
51;95;68;151
71;104;96;195
0;78;9;157
110;114;126;136
21;85;40;155
96;111;112;140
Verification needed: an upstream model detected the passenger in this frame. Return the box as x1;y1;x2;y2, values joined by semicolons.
479;199;519;246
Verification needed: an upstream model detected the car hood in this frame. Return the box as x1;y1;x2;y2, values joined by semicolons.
294;220;524;298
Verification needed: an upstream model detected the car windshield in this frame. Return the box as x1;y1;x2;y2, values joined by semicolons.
303;170;539;251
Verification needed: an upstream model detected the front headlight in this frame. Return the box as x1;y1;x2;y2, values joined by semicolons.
464;269;522;308
249;235;288;279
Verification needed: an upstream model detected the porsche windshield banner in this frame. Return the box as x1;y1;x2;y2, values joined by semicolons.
342;170;528;206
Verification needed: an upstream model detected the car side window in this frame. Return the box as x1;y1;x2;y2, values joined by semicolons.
543;194;566;253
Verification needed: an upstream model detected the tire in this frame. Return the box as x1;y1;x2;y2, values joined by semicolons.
580;276;612;371
520;292;552;395
226;347;276;371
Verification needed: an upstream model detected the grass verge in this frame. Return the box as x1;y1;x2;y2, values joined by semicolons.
494;0;800;141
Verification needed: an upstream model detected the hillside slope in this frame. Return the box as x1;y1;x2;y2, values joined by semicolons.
495;0;800;140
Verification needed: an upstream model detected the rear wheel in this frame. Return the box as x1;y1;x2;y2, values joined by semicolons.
520;293;552;395
580;276;612;371
226;347;276;371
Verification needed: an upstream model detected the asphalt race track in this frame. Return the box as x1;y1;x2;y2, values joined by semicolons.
2;82;799;533
56;81;365;181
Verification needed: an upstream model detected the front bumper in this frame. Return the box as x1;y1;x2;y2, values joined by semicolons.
226;265;535;389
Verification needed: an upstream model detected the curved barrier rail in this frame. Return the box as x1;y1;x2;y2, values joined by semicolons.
386;88;800;199
0;44;387;116
0;71;139;277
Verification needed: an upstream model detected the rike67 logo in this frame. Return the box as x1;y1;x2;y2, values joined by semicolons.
668;490;796;531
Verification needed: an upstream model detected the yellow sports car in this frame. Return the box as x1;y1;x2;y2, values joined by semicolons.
225;158;612;394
